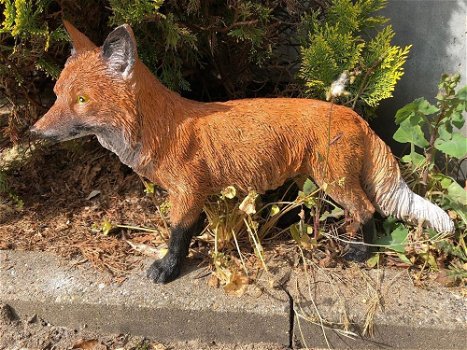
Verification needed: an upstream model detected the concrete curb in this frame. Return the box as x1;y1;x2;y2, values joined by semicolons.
1;250;466;349
0;251;290;346
288;268;467;349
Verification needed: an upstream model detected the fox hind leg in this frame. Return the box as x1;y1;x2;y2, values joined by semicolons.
315;174;376;236
319;177;375;261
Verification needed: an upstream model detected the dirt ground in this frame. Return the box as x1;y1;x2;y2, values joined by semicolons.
0;304;286;350
0;139;183;279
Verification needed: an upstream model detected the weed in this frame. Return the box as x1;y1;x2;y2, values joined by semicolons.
371;73;467;283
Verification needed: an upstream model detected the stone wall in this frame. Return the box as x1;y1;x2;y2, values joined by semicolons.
375;0;466;155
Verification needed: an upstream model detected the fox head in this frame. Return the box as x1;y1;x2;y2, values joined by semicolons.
31;21;143;166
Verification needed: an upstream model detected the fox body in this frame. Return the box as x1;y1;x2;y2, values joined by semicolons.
32;22;454;283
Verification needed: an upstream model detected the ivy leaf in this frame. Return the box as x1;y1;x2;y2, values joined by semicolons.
374;223;409;253
434;133;467;159
393;119;429;148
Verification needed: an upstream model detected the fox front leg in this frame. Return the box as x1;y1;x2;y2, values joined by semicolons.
146;193;206;284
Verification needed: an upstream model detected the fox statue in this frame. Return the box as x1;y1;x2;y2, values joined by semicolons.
31;21;454;283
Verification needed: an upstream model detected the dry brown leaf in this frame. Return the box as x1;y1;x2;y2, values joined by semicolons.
208;274;220;289
126;240;165;258
223;272;249;296
434;269;456;287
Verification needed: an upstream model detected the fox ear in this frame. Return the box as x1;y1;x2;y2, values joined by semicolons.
63;20;96;55
102;24;137;80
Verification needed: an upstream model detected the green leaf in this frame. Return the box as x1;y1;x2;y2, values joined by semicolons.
421;253;438;270
319;206;344;221
302;178;317;195
401;151;425;167
456;85;467;102
437;122;453;140
416;99;439;115
439;176;453;189
394;101;416;124
434;133;467;159
451;111;465;129
451;103;465;128
397;253;412;265
445;181;467;206
290;224;301;243
144;182;155;195
270;204;280;217
101;219;114;236
383;216;398;235
289;223;313;248
366;254;380;268
440;179;467;225
374;223;409;253
395;98;438;124
393;119;429;148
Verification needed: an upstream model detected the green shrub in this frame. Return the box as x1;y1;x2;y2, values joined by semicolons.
299;0;411;114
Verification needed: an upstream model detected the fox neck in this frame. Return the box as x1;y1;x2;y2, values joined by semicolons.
96;127;143;169
98;61;198;176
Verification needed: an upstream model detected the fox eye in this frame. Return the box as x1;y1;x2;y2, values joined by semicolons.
77;95;88;104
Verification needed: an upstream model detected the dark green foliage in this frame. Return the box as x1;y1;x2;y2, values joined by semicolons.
106;0;318;98
0;0;67;141
1;0;323;143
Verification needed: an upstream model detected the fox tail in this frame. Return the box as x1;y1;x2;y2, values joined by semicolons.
361;127;454;234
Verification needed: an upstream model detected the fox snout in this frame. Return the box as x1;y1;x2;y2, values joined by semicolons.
30;107;91;142
29;120;61;142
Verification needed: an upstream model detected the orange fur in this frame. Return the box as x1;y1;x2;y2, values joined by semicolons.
33;22;454;238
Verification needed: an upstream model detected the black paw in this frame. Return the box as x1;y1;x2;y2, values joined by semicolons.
146;254;181;284
343;243;370;263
